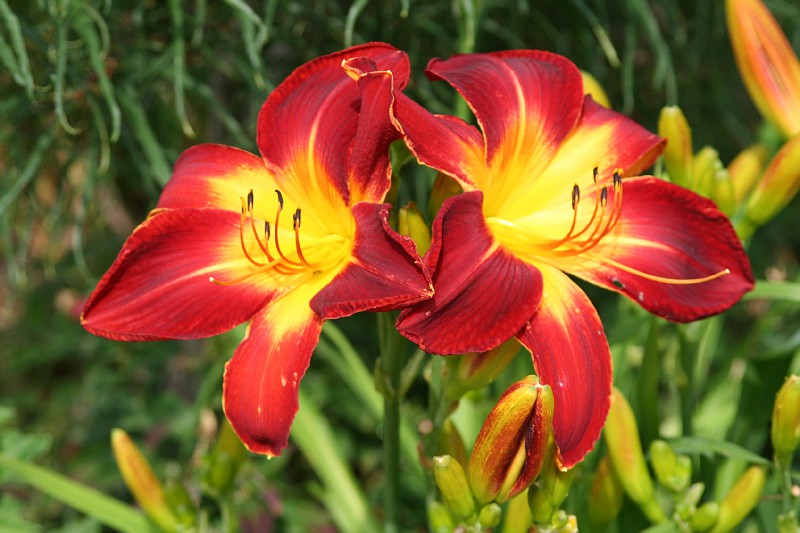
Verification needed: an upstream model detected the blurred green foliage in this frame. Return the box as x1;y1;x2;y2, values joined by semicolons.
1;0;799;531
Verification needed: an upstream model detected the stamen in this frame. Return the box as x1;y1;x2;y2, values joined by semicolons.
239;196;266;267
571;184;580;210
592;166;599;184
272;190;301;267
600;187;608;207
293;208;313;267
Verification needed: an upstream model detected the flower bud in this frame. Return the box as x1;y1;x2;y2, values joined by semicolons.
111;428;178;532
528;442;576;526
428;172;463;219
771;375;800;468
503;489;534;533
744;134;800;230
727;143;768;204
690;502;720;533
604;388;666;523
202;418;248;498
692;146;725;198
469;376;554;505
708;466;766;533
427;499;455;533
397;201;431;257
727;0;800;138
447;338;521;401
658;106;693;188
433;455;476;520
587;454;624;528
649;439;691;493
580;70;611;108
438;418;469;471
478;503;502;529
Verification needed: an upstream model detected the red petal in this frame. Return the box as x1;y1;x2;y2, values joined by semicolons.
426;51;583;177
341;57;403;204
516;266;612;470
562;177;754;322
156;144;273;211
81;209;275;340
396;191;542;354
257;43;409;206
311;202;432;319
393;92;486;190
223;295;322;456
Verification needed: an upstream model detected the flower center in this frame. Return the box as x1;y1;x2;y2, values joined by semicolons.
487;167;731;285
210;189;347;286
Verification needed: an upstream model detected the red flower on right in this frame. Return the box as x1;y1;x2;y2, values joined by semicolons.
389;50;754;469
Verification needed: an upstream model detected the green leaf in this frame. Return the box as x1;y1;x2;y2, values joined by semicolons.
0;454;155;533
743;281;800;303
667;437;772;467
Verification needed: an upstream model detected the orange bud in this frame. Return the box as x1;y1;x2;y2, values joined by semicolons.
727;0;800;138
469;376;554;504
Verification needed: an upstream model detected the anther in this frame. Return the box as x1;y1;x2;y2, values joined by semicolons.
264;222;270;240
293;208;301;230
275;189;284;209
613;170;622;190
593;166;599;184
571;184;580;210
600;187;608;207
247;190;254;212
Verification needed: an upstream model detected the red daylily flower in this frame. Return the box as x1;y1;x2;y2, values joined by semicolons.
390;51;754;469
82;43;433;457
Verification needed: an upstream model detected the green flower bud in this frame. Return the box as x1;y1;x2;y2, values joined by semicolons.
659;106;693;188
502;489;533;533
772;375;800;468
528;442;576;526
111;429;179;532
604;388;666;523
202;418;248;498
398;201;431;257
745;134;800;230
587;454;624;528
708;466;766;533
469;376;554;505
727;143;768;204
478;503;502;529
650;439;691;493
426;499;455;533
447;338;521;400
434;455;476;520
690;502;720;533
692;146;725;198
428;172;463;219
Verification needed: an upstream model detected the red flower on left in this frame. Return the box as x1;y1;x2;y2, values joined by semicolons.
81;43;433;457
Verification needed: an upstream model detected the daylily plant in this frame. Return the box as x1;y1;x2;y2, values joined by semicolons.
81;43;432;456
390;50;754;468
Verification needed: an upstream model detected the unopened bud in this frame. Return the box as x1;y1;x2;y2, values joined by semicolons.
202;418;248;497
727;143;768;204
397;201;431;257
650;439;691;493
478;503;502;529
587;454;624;528
745;135;800;231
434;455;476;520
428;172;463;219
528;442;576;526
447;338;521;400
580;71;611;108
111;429;178;532
604;388;666;523
771;375;800;468
503;489;534;533
438;418;469;470
659;106;693;188
692;146;725;198
426;499;455;533
708;466;766;533
469;376;554;504
690;501;720;533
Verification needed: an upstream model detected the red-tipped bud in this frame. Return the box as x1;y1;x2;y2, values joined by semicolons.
469;376;554;504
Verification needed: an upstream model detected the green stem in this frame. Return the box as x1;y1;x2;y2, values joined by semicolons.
378;312;404;533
